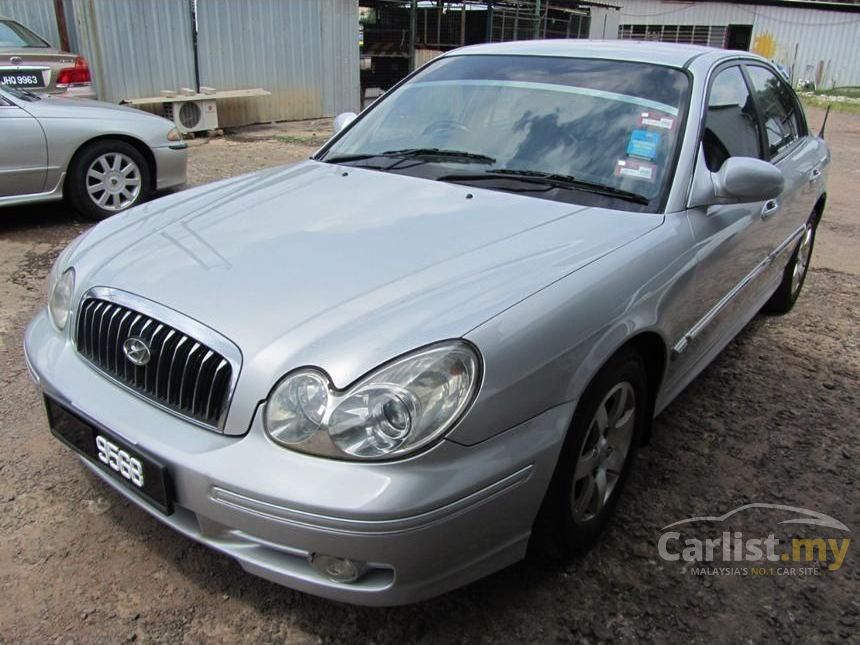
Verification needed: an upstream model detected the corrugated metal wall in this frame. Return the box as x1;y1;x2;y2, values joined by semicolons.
196;0;359;125
56;0;359;126
0;0;61;46
70;0;197;104
616;0;860;87
320;0;360;118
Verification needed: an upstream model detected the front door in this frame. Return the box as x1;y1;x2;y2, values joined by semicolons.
673;64;774;372
0;94;46;197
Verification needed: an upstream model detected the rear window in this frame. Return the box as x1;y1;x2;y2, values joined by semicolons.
0;20;50;48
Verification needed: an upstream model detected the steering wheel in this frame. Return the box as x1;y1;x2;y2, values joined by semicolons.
422;120;472;137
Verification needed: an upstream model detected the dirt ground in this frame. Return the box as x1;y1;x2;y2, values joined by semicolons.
0;108;857;644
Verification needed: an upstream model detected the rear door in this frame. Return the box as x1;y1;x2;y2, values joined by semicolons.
0;92;47;196
744;63;824;246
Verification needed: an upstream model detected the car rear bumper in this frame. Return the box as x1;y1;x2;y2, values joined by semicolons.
152;144;188;191
24;309;571;605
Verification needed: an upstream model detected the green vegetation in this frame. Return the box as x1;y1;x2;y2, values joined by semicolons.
800;94;860;115
275;134;321;146
813;86;860;99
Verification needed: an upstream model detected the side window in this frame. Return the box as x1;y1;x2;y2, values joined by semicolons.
746;66;802;158
703;66;763;172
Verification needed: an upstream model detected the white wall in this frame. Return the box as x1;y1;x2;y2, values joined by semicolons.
614;0;860;88
589;7;622;40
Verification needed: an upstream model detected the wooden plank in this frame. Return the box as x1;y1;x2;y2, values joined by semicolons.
122;88;271;106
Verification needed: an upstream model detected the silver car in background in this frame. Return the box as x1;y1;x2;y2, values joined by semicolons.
25;41;828;605
0;17;96;100
0;84;186;220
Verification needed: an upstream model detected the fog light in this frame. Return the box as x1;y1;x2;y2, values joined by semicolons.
309;553;366;583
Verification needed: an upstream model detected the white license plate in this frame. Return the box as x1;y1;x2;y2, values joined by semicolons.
95;434;146;488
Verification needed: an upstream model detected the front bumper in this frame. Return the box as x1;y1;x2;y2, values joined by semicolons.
24;309;571;605
152;144;188;192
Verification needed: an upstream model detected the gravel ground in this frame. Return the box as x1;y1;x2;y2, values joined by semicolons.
0;109;857;644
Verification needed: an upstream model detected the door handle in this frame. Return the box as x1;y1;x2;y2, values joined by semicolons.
761;200;779;220
809;168;822;182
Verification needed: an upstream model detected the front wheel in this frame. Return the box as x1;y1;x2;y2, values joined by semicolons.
532;348;649;555
67;140;152;221
764;214;818;315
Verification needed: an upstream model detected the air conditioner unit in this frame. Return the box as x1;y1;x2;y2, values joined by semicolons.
165;99;219;134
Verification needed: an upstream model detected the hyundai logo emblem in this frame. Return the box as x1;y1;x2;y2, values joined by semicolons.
10;56;23;66
122;337;151;366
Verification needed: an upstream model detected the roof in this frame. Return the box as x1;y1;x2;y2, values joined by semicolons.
689;0;860;13
445;39;749;68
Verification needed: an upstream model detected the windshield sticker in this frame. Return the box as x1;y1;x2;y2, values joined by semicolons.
615;159;656;182
638;111;676;130
627;130;661;161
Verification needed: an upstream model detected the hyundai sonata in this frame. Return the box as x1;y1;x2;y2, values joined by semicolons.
24;41;828;605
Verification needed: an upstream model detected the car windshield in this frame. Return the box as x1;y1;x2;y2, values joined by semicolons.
0;20;50;47
319;55;690;212
0;84;40;101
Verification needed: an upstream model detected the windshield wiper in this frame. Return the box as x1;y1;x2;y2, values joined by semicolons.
323;148;495;167
381;148;496;164
438;169;650;205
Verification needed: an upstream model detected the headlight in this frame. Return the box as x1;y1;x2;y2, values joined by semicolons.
264;341;480;460
167;127;182;142
48;268;75;330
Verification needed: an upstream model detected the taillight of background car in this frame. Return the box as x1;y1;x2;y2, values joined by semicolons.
56;56;92;88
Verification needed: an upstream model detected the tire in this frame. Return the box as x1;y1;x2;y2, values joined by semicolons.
532;348;649;557
66;140;152;221
763;213;818;315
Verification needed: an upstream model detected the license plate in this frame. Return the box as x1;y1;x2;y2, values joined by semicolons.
45;398;173;514
0;71;45;88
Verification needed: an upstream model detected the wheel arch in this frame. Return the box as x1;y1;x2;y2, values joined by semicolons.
812;192;826;224
620;331;668;445
63;134;157;195
566;328;669;447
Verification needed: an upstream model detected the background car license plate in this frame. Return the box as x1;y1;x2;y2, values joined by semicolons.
0;71;45;88
45;397;173;514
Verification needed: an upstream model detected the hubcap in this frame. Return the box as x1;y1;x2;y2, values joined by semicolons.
86;153;142;212
791;226;814;296
571;382;636;524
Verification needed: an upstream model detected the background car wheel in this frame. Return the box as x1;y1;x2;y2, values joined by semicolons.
532;348;649;557
67;140;152;221
764;212;819;315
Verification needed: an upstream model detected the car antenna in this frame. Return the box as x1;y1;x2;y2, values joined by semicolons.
818;104;831;139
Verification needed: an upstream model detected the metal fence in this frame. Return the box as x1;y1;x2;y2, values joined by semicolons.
70;0;198;104
1;0;360;127
196;0;360;125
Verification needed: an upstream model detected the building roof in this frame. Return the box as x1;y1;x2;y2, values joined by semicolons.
447;39;753;68
677;0;860;12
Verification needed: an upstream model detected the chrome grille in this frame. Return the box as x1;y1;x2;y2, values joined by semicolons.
75;297;233;429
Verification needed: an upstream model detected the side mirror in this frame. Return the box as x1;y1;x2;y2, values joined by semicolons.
689;149;784;208
332;112;357;135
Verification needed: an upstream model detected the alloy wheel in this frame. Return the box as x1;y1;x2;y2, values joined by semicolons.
86;152;142;212
570;381;636;523
791;226;814;297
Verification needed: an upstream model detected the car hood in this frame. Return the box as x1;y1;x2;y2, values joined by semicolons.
69;161;662;423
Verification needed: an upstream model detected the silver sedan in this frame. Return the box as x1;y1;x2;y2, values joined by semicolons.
25;41;828;605
0;84;186;220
